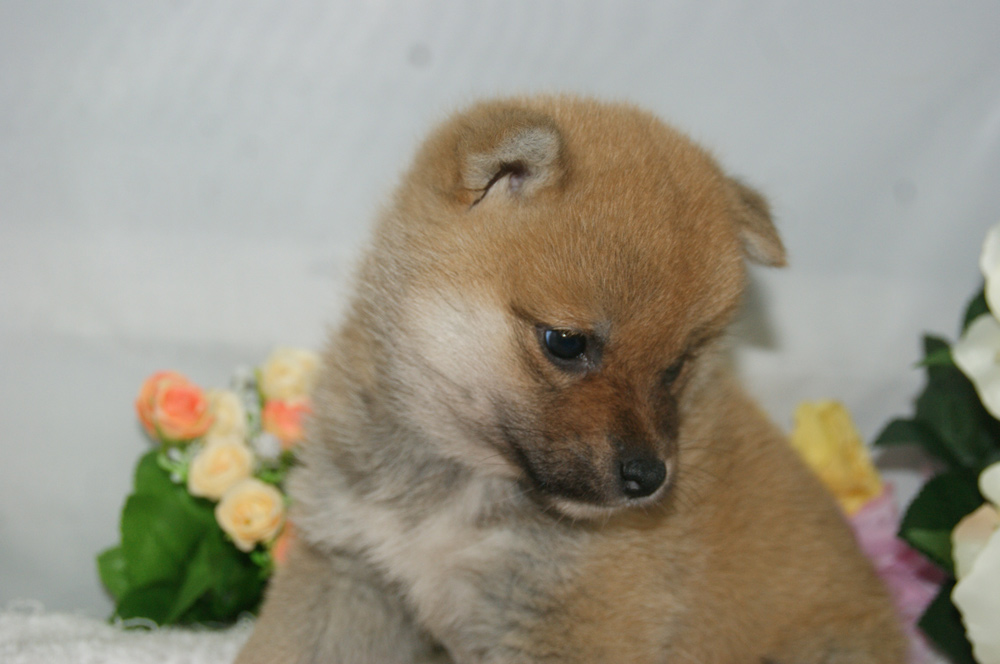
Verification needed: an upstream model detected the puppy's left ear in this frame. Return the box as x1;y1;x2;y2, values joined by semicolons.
457;108;565;206
727;178;786;267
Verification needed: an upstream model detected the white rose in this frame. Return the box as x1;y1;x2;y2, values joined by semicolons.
186;436;254;500
206;389;247;440
215;478;286;552
258;348;320;402
980;224;1000;317
952;461;1000;664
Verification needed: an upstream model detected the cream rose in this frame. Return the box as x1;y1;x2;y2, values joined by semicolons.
258;348;319;402
215;478;286;552
952;462;1000;664
186;436;254;500
206;389;247;440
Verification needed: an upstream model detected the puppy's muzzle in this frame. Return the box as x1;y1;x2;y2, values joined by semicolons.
619;455;667;499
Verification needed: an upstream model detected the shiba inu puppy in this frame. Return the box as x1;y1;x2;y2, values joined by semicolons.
236;96;905;663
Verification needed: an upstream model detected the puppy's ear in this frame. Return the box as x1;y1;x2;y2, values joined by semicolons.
727;178;786;267
455;107;565;206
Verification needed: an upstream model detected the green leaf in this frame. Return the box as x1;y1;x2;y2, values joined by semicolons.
96;546;129;601
872;417;959;466
903;529;955;572
915;354;997;470
962;288;988;333
115;583;179;625
133;449;179;496
919;581;976;664
120;494;201;587
163;538;217;624
899;471;983;574
918;346;954;368
201;532;267;621
923;334;952;361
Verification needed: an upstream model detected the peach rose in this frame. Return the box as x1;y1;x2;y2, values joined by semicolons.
135;371;213;443
187;436;254;500
215;478;286;552
206;389;247;440
270;521;296;568
258;348;319;402
262;398;311;449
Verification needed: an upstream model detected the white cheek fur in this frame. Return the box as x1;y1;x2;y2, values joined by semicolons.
391;289;521;475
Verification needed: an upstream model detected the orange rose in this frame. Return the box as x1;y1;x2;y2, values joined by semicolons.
262;398;311;449
135;371;213;443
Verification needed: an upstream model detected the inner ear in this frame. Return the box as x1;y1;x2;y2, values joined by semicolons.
459;111;565;206
472;161;529;206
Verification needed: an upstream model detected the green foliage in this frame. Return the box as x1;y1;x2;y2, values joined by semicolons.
920;582;976;664
97;451;267;626
873;288;999;660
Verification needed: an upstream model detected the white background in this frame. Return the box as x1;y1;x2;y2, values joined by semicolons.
1;1;998;617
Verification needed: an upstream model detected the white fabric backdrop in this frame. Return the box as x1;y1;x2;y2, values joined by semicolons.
1;1;998;617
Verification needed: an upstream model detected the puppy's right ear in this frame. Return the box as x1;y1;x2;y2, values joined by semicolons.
416;105;566;207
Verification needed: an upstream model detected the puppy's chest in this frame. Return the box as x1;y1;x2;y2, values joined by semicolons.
331;481;569;639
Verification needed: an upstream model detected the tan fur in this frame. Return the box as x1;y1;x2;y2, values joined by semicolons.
236;96;905;663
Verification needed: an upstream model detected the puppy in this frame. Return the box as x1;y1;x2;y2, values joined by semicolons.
236;96;905;663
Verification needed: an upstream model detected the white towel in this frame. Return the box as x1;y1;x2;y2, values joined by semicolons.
0;602;252;664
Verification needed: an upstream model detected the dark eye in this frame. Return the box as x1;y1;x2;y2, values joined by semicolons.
661;357;686;387
542;328;588;361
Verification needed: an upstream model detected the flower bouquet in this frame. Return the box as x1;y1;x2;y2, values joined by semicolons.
872;225;1000;664
97;348;319;626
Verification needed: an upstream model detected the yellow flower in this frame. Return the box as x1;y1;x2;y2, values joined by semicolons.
789;401;883;514
215;478;286;552
258;348;320;402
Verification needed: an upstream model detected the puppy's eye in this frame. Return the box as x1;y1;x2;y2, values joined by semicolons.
661;357;686;387
542;328;588;361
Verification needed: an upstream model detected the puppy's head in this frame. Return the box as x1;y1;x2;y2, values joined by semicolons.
368;97;784;519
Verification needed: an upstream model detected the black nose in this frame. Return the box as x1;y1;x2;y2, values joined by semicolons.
619;456;667;498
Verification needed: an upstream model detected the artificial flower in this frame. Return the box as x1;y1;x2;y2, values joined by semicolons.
792;401;943;662
789;400;883;514
206;389;247;440
270;521;296;568
262;398;311;449
135;371;213;443
187;436;254;500
980;224;1000;317
953;314;1000;421
952;462;1000;664
850;487;944;664
258;347;320;402
215;478;286;552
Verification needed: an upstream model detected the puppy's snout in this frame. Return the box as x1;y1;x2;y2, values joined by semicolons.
619;456;666;499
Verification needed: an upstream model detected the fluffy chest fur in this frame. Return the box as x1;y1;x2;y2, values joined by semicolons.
292;452;582;656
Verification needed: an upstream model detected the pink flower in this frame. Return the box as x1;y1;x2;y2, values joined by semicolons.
849;486;945;664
